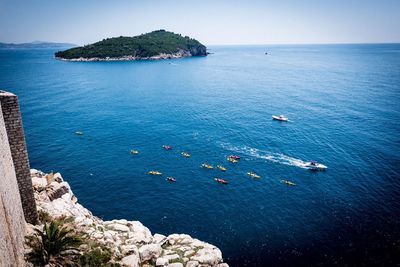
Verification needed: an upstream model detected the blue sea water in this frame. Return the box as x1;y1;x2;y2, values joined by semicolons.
1;44;399;266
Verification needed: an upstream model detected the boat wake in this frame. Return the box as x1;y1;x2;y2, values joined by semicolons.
218;142;308;169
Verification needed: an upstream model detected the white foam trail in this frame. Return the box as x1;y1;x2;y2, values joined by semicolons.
218;142;308;169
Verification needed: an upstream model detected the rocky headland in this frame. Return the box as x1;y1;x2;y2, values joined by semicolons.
27;169;227;267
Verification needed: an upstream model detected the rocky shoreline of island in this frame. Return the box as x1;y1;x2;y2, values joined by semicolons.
27;169;228;267
55;50;201;62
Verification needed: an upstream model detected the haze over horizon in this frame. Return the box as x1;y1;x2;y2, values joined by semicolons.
1;0;399;46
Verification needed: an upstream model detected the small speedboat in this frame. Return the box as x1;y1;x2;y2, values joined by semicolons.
227;157;238;163
162;145;172;150
181;152;191;158
166;177;176;182
272;115;288;122
247;172;261;179
217;165;226;171
148;171;162;175
215;178;228;184
130;150;139;155
201;164;213;169
303;161;328;171
281;180;296;186
228;155;241;160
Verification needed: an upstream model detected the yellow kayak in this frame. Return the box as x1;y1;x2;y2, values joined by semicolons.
217;165;226;171
281;180;296;186
247;172;261;179
181;152;191;158
227;157;238;163
148;171;162;176
130;150;139;155
201;164;213;169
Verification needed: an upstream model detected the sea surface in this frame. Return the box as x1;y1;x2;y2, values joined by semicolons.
1;44;399;266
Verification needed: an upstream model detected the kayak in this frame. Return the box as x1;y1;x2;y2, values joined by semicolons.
272;115;288;121
303;161;328;171
148;171;162;175
181;152;191;158
162;145;172;150
228;155;241;160
247;172;261;179
166;177;176;182
281;180;296;186
214;178;228;184
217;165;226;171
227;157;238;163
74;131;83;135
130;150;139;155
201;164;213;169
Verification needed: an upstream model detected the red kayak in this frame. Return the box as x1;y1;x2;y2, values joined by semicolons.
166;177;176;182
214;178;228;184
162;145;173;150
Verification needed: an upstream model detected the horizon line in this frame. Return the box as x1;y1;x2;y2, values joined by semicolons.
1;40;400;47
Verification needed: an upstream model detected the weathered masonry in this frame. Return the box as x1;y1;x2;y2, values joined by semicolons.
0;90;38;224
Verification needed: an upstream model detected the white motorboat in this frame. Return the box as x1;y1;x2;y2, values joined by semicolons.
272;115;288;121
303;161;328;171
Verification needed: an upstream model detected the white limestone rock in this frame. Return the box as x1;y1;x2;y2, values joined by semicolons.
121;254;139;267
153;233;167;244
167;263;184;267
156;257;169;266
110;223;130;232
138;243;162;262
185;261;199;267
191;247;223;266
32;177;47;188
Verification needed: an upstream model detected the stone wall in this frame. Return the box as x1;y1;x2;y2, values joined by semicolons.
0;100;26;267
0;90;38;224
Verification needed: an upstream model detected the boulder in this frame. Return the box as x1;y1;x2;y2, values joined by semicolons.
121;254;139;267
185;261;199;267
138;243;162;262
156;257;169;266
110;223;130;232
48;185;69;201
191;247;223;266
153;233;167;244
32;177;48;189
167;263;183;267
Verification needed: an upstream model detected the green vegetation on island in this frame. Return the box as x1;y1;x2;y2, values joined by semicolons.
55;30;207;60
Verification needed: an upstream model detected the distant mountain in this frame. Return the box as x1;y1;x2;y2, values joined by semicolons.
55;30;207;61
0;41;77;49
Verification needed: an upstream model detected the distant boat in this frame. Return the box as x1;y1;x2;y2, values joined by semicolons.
247;172;261;179
272;115;288;121
148;171;162;175
215;178;228;184
281;180;296;186
303;161;327;171
166;177;176;182
201;163;213;169
74;131;83;135
265;52;268;55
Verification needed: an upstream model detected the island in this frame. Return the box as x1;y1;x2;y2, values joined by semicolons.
55;30;207;61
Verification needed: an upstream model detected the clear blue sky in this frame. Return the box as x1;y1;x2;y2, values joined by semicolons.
0;0;399;45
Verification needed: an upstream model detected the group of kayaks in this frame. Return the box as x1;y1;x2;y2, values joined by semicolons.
133;143;327;186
